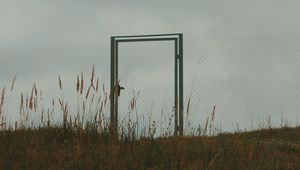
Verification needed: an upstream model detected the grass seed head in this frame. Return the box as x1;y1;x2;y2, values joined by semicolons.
34;83;37;96
187;97;191;115
90;65;95;88
58;76;62;90
204;117;209;132
96;78;99;92
76;76;80;93
211;105;216;122
80;71;84;95
0;87;6;115
86;86;91;99
10;74;17;92
20;93;24;114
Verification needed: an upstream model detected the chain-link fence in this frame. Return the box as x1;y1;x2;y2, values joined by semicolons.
1;35;300;136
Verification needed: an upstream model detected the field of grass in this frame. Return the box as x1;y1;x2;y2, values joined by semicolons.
1;67;300;169
0;126;299;169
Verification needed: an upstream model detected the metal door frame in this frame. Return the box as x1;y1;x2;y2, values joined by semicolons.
110;33;183;136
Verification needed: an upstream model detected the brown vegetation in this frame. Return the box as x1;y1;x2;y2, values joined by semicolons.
0;67;299;169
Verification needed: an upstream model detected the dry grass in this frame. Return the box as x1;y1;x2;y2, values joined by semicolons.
10;74;17;92
0;127;299;169
58;75;62;90
0;66;299;169
80;71;84;95
0;87;5;115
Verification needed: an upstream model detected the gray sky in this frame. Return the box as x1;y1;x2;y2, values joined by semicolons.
1;0;300;132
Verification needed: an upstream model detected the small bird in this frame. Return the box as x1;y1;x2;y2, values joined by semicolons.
118;86;125;96
115;80;125;97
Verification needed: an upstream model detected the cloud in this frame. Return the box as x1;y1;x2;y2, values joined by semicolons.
1;0;300;131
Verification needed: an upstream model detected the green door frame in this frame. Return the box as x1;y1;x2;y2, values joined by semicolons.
110;33;184;136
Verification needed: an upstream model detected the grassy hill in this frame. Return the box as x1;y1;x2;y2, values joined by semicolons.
1;69;299;169
0;126;299;170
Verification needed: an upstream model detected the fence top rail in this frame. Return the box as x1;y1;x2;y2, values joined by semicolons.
116;37;178;43
112;33;182;39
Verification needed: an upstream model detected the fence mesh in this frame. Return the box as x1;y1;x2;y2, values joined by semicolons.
1;35;300;135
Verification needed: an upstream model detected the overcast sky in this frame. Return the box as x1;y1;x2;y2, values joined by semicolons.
1;0;300;132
